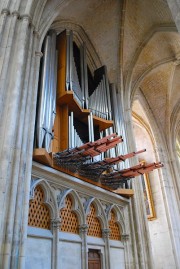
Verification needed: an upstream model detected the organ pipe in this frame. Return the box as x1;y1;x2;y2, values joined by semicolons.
88;70;112;121
36;31;57;152
80;44;89;109
45;31;57;151
36;35;51;149
88;112;94;142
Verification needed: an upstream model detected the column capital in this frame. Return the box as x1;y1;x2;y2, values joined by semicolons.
33;29;40;39
102;228;110;239
51;218;61;230
121;234;129;242
35;51;43;58
20;14;32;24
1;8;10;15
79;224;88;235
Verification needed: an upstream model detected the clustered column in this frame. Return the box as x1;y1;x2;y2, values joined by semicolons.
0;6;42;269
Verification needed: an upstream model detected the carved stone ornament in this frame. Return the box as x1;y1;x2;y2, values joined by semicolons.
102;228;110;239
51;219;61;229
121;234;129;242
79;224;88;235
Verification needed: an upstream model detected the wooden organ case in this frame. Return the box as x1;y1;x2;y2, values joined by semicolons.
33;30;163;198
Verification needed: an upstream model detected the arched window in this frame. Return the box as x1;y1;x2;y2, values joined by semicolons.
87;203;102;238
109;210;121;241
60;195;79;234
28;185;51;229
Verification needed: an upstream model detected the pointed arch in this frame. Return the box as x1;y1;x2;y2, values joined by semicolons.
28;183;52;229
57;188;85;226
107;204;126;236
30;178;58;219
124;25;177;108
85;197;108;229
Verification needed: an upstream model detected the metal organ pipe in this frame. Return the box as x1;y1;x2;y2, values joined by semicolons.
80;44;89;109
66;30;83;108
52;51;58;124
80;45;85;109
68;111;83;149
83;45;89;109
36;35;51;149
117;92;127;170
45;31;57;152
110;84;127;169
36;31;57;152
110;84;121;153
69;30;73;91
88;69;112;121
104;66;112;120
88;112;94;142
66;30;70;91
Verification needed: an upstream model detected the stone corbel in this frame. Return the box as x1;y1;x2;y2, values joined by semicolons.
35;51;43;58
51;218;61;230
1;8;10;15
102;228;110;239
121;234;129;242
79;224;88;236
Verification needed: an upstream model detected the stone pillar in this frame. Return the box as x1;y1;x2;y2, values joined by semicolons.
18;47;43;269
51;218;61;269
123;108;154;269
121;234;130;269
0;7;42;269
102;228;111;269
79;224;88;269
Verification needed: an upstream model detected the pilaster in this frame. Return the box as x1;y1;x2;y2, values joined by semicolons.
102;228;111;269
51;219;61;269
79;224;88;269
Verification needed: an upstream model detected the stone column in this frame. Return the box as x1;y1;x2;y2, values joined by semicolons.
102;228;111;269
123;108;154;269
18;46;43;269
0;13;34;269
0;6;42;269
121;234;130;269
79;224;88;269
51;218;61;269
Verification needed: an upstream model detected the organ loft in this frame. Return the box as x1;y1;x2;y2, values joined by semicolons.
33;29;163;194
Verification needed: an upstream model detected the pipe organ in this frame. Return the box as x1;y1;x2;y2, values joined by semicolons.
33;29;163;195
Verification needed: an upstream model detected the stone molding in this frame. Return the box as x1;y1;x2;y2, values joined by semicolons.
1;8;10;15
51;218;61;230
102;228;110;239
35;51;43;58
79;224;88;235
121;234;129;242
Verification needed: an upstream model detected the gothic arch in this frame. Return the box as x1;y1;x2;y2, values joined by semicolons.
57;188;85;225
131;59;175;102
85;197;108;229
107;204;126;235
124;25;177;109
30;178;58;219
50;20;102;72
